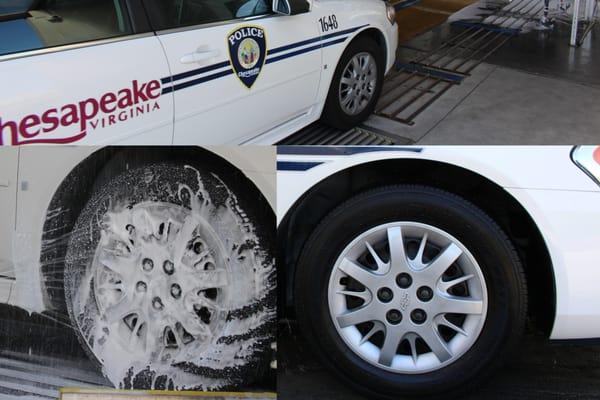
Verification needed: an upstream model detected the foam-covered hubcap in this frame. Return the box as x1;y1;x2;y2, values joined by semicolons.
92;202;230;364
328;222;488;374
338;52;377;116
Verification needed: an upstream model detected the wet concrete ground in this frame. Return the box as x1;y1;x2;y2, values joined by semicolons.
278;321;600;400
359;1;600;145
0;305;275;398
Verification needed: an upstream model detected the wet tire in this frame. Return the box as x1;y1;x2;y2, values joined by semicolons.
64;163;276;391
321;36;385;131
294;185;527;399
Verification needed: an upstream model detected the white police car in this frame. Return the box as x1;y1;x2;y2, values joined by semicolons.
0;0;398;146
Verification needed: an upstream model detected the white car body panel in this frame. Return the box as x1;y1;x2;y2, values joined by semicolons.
0;146;275;313
277;146;600;340
505;187;600;339
0;0;397;146
161;13;322;145
0;36;174;146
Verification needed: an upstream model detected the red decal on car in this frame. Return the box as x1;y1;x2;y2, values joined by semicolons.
0;79;162;145
593;146;600;165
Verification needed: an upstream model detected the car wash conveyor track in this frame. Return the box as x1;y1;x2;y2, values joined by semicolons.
278;123;397;145
375;0;544;125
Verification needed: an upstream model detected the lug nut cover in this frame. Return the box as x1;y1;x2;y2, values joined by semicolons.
386;309;402;324
411;309;427;324
417;286;433;301
142;258;154;272
163;260;175;275
396;273;412;288
171;283;182;299
136;281;147;292
377;287;393;303
152;297;164;310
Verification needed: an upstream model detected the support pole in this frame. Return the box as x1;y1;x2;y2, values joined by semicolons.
570;0;581;46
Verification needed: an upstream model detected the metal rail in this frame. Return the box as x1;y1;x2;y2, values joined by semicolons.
278;123;399;145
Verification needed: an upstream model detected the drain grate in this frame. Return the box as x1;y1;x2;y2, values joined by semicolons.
277;123;403;145
376;24;516;125
374;0;542;126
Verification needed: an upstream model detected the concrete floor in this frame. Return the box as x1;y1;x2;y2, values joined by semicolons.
278;322;600;399
0;305;275;398
366;61;600;144
418;65;600;143
360;5;600;144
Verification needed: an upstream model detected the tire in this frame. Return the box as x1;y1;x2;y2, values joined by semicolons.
64;162;276;391
294;185;527;399
321;36;385;130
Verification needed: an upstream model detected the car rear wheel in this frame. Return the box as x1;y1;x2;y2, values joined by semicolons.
64;163;276;390
321;36;385;131
294;185;527;398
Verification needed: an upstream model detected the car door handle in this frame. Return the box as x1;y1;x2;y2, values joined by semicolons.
180;50;221;64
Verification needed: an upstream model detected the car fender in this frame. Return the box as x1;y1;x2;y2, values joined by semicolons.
312;0;398;109
277;146;598;223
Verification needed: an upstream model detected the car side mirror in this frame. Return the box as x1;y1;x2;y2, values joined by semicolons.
273;0;311;16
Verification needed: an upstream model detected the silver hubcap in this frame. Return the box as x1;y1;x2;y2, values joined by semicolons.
93;202;230;364
339;52;378;116
328;222;488;374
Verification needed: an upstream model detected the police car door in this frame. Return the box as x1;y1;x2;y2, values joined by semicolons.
0;0;173;145
146;0;321;144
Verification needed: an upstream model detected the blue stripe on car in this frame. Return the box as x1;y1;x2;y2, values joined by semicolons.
170;60;232;83
266;37;346;65
277;147;423;156
277;161;324;171
267;24;368;56
160;24;370;93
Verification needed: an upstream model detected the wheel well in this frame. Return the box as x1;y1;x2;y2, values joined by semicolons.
320;27;388;114
356;27;388;68
40;146;264;314
278;159;556;336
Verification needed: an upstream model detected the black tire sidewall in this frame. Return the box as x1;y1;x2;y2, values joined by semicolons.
295;185;526;398
322;36;385;130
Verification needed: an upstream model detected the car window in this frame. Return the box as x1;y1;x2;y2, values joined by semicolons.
145;0;271;31
0;0;132;57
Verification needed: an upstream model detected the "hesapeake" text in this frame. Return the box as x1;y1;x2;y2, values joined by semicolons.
0;79;161;145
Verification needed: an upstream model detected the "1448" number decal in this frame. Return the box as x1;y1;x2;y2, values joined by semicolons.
319;15;339;32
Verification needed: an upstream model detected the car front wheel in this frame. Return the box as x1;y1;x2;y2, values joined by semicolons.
64;163;275;391
295;185;527;398
321;36;385;130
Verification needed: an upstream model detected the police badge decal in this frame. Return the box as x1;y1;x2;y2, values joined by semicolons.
227;26;267;89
